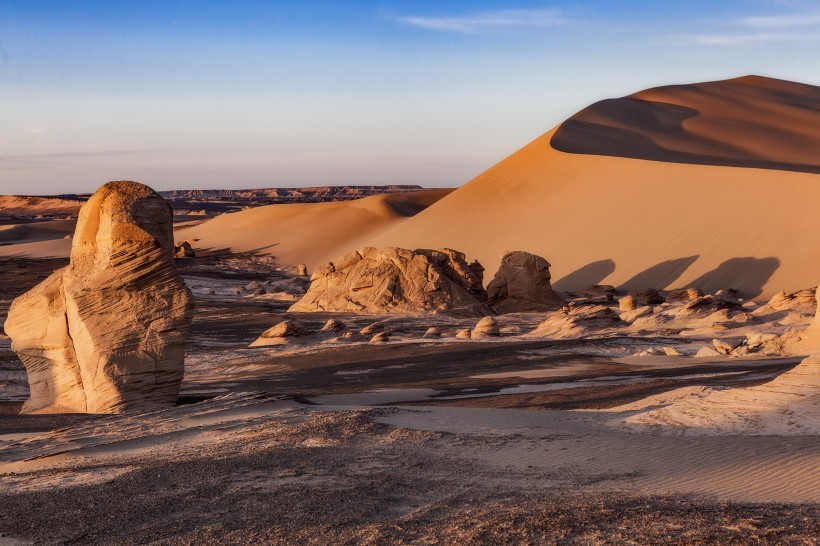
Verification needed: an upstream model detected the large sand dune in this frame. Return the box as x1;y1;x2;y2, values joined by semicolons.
362;76;820;298
175;189;452;268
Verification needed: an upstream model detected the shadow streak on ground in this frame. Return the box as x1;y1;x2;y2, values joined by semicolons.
553;260;616;292
686;257;780;298
618;256;699;292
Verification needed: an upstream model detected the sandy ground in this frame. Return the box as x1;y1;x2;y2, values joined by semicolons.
1;255;818;544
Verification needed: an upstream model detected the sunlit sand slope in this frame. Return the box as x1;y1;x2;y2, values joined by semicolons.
175;189;452;269
365;77;820;298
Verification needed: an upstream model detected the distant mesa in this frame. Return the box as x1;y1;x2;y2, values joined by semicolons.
551;75;820;174
4;181;195;414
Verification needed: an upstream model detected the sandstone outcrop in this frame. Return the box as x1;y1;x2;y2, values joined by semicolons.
485;251;564;313
527;305;624;339
4;181;195;414
618;294;637;312
289;247;490;315
174;241;195;258
250;320;311;347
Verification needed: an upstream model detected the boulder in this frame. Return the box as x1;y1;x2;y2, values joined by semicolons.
663;347;684;356
634;288;665;306
4;181;195;414
695;346;722;358
174;240;195;258
289;247;489;315
472;316;500;338
712;338;744;355
423;327;442;338
360;322;387;336
665;288;703;303
250;320;311;346
320;319;346;333
485;251;564;313
618;294;637;312
370;332;389;343
455;328;472;339
298;263;308;277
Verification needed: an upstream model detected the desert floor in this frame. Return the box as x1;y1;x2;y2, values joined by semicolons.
0;255;818;545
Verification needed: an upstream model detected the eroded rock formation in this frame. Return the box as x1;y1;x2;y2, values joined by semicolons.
486;251;565;313
4;181;195;414
289;247;489;315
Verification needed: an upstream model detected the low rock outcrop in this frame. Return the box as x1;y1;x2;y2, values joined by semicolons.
250;320;311;347
289;247;489;315
174;241;195;258
485;251;565;313
527;305;623;339
4;181;195;414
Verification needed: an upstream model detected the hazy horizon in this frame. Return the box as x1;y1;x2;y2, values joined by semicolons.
2;0;820;195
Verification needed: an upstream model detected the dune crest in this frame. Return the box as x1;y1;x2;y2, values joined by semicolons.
551;75;820;173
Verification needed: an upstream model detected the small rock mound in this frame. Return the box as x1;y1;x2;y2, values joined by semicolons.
289;247;489;315
370;332;390;343
472;316;500;338
320;319;346;333
250;320;311;346
485;251;564;313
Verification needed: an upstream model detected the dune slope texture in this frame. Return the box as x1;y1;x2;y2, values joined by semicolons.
289;247;488;315
551;75;820;173
175;189;452;269
4;181;195;414
366;76;820;297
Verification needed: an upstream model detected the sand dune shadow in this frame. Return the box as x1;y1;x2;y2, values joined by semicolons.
553;259;616;292
685;257;780;298
618;256;699;291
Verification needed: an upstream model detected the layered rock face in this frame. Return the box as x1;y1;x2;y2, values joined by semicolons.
289;247;489;315
486;251;565;313
4;181;195;414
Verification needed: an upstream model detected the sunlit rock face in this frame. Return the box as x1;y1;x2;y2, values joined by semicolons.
289;247;489;315
5;181;195;414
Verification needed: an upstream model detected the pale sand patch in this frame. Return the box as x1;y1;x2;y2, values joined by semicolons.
605;354;820;436
377;406;820;503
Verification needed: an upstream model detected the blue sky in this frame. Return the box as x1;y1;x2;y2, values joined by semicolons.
1;0;819;194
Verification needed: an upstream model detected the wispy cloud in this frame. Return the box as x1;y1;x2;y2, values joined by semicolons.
739;13;820;27
396;9;567;32
684;32;797;46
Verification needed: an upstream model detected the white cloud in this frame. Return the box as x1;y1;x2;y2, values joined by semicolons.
396;9;566;32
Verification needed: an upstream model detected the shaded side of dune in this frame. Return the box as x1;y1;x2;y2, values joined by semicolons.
550;75;820;174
